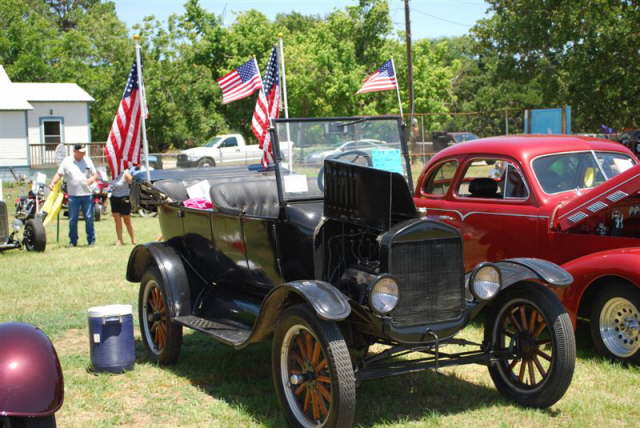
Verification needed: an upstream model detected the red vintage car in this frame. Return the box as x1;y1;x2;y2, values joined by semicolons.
414;135;640;363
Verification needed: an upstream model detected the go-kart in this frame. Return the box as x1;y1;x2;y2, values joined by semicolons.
0;198;46;252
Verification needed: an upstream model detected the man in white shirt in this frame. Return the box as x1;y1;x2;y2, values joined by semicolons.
49;144;98;247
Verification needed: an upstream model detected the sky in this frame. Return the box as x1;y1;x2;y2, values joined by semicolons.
112;0;492;40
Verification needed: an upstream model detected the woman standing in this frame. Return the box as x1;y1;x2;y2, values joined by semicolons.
110;167;136;245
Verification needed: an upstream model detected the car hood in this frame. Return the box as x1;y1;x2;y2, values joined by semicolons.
180;147;212;156
553;164;640;231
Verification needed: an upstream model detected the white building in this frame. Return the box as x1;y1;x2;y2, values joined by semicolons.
0;65;94;170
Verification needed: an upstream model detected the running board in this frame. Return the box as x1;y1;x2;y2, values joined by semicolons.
174;315;251;347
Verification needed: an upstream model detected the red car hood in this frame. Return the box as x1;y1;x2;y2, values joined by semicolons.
552;164;640;231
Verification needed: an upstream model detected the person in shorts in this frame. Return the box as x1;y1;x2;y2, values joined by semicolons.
110;166;136;245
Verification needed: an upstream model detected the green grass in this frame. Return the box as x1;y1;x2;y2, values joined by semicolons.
2;183;640;427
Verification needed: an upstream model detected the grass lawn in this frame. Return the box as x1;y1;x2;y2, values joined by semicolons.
2;183;640;427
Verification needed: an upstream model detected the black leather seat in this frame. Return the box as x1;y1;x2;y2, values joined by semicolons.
210;179;279;218
153;179;190;202
469;177;499;198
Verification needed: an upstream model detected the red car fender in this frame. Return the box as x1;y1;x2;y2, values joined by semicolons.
0;323;64;417
560;247;640;327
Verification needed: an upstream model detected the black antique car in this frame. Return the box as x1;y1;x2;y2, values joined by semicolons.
127;116;575;427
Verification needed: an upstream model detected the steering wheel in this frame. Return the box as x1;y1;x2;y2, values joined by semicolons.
317;150;373;192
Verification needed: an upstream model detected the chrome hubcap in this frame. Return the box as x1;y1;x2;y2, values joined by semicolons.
600;297;640;358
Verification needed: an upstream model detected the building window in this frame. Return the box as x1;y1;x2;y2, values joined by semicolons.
42;120;62;151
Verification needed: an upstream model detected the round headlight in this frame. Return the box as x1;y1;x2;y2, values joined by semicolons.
470;263;501;301
369;275;399;314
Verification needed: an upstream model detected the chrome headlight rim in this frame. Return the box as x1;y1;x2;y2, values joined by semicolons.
368;274;400;315
469;262;501;302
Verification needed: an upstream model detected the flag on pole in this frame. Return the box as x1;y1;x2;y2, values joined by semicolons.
104;59;147;179
216;58;263;104
356;60;398;94
251;48;281;167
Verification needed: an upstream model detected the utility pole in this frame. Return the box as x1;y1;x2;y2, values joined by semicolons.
403;0;416;162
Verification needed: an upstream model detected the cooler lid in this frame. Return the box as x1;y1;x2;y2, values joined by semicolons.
88;304;132;318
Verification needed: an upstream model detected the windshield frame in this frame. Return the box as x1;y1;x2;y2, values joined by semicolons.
270;116;410;204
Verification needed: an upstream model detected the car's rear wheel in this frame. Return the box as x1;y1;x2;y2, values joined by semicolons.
139;267;182;364
486;285;575;408
590;283;640;364
23;219;46;252
272;305;356;428
197;157;215;168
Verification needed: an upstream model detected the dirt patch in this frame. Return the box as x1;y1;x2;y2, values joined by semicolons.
55;328;88;357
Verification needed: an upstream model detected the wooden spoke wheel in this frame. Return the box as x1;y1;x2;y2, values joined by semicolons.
138;267;182;364
272;305;355;428
486;286;575;408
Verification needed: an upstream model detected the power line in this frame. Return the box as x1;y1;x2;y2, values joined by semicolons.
412;8;474;28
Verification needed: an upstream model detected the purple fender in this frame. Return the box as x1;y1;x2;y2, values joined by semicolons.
0;323;64;417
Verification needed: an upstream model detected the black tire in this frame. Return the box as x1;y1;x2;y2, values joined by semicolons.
197;157;216;168
138;267;183;364
138;208;158;218
486;285;575;408
3;415;56;428
93;205;101;222
590;282;640;364
272;304;356;428
23;219;46;252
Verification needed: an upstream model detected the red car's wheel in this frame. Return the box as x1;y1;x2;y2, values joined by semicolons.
590;282;640;364
138;267;182;364
486;285;575;408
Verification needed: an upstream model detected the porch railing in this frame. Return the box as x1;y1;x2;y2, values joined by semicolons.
29;142;107;168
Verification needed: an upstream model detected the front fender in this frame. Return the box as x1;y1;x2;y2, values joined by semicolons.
240;280;351;348
496;257;573;289
126;242;191;318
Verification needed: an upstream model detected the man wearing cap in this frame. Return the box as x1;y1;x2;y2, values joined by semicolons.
49;144;98;247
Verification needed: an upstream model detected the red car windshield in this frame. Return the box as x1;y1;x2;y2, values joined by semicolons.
532;151;635;194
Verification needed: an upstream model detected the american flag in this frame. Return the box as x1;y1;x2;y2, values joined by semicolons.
216;58;263;104
104;59;147;179
251;48;280;167
356;59;398;94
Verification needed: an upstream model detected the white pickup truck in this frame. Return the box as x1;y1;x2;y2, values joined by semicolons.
177;134;265;168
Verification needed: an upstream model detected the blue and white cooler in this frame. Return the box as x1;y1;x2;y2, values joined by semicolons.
87;304;135;373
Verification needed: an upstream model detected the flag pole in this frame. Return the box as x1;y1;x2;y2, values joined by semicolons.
277;34;292;171
134;34;151;182
390;57;404;122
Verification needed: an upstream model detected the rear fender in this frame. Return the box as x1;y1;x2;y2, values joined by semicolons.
126;242;191;318
241;280;351;347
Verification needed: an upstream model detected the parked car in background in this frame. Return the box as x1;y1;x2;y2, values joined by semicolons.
305;139;386;164
414;134;640;363
432;131;479;151
143;154;163;170
128;117;575;426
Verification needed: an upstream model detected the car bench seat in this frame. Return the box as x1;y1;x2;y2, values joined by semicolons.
469;177;500;198
209;179;279;218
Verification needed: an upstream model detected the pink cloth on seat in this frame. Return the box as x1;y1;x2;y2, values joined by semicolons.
183;198;214;210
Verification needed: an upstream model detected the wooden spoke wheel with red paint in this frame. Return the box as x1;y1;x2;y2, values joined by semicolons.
486;285;575;408
272;305;355;428
139;267;182;364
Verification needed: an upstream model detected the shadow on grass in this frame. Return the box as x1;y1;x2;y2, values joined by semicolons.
132;331;559;427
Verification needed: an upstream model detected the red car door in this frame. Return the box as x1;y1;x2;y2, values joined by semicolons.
416;156;546;271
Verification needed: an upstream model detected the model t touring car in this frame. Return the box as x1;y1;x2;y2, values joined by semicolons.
127;116;575;427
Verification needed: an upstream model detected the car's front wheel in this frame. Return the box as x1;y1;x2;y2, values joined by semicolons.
486;285;575;408
272;304;356;428
138;267;182;364
590;282;640;364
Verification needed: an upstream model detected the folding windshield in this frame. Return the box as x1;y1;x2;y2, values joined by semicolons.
532;151;635;194
273;117;409;200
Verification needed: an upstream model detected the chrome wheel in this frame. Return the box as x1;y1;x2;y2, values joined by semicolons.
599;297;640;358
